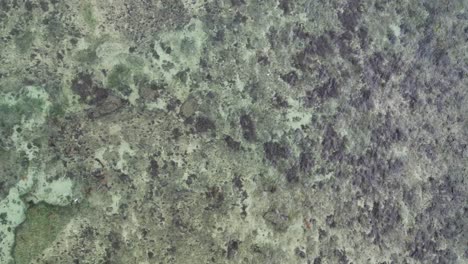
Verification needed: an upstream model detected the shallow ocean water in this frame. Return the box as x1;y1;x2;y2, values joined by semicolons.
0;0;467;263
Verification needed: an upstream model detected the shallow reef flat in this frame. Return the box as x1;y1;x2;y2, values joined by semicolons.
0;0;467;263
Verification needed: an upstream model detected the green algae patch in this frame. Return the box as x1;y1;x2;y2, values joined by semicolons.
108;64;133;96
0;189;27;264
81;2;97;30
75;47;98;64
15;31;35;53
74;36;109;64
47;101;67;119
0;94;45;137
13;203;76;264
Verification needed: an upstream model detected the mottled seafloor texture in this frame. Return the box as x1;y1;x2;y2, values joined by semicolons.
0;0;467;263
